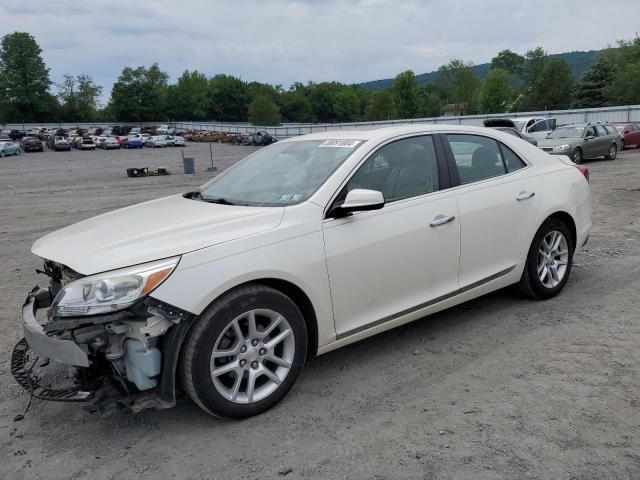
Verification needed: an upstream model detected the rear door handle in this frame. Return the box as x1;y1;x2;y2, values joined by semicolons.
430;215;456;227
516;191;535;201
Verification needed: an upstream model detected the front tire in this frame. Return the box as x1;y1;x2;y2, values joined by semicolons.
517;218;574;299
181;284;307;418
572;147;583;164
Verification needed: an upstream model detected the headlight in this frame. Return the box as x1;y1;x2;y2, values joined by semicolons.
51;257;179;318
553;144;570;152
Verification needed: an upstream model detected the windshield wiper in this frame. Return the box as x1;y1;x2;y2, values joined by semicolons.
201;197;237;205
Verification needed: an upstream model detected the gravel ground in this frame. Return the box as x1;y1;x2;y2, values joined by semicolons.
0;142;639;480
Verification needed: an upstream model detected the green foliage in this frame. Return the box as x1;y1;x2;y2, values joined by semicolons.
248;94;281;126
109;64;168;122
479;69;512;113
572;57;615;108
280;83;313;122
491;50;525;75
606;63;640;105
365;89;395;120
166;70;210;120
208;74;248;121
0;32;53;122
58;73;102;121
528;58;574;109
333;89;360;122
437;60;481;114
392;70;420;118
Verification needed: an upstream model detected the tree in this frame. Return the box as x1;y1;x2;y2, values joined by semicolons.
491;49;525;76
166;70;210;120
281;83;313;122
364;89;395;120
572;57;615;108
0;32;52;122
479;69;512;113
248;94;281;125
437;60;480;114
333;89;360;122
58;73;102;121
606;63;640;105
392;70;420;118
208;74;248;121
522;47;547;91
529;58;574;109
419;88;442;117
108;64;169;121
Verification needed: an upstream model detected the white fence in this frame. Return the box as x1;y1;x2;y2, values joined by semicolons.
3;105;640;138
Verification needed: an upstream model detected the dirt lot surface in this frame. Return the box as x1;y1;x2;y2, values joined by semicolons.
0;142;639;480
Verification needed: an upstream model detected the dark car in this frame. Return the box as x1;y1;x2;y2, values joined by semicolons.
9;129;26;141
22;136;44;152
614;123;640;149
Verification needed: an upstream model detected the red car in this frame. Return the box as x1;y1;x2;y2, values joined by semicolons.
615;123;640;149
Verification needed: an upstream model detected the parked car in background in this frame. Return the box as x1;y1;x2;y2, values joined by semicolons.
123;136;144;149
52;136;71;151
9;129;26;141
11;125;591;419
483;123;538;146
163;135;175;146
538;123;620;163
614;123;640;149
96;136;121;149
171;135;186;147
0;141;21;157
21;136;44;152
147;135;168;147
78;138;96;150
484;117;557;140
140;133;152;145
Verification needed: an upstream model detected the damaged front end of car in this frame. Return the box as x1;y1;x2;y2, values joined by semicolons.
11;257;196;414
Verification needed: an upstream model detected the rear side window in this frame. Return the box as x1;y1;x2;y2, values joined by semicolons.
604;125;617;135
595;125;607;136
528;120;548;133
500;144;527;173
446;134;527;184
446;134;506;184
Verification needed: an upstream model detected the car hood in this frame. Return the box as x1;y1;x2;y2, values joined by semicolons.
32;194;285;275
537;138;581;147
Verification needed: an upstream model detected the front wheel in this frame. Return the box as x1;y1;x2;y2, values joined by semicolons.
517;218;574;299
572;147;583;164
181;284;307;418
605;143;617;160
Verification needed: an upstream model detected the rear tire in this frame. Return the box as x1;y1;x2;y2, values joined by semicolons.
181;284;307;418
517;218;574;299
572;147;583;164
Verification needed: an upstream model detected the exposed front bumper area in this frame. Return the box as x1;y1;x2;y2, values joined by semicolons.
22;288;89;367
12;283;196;412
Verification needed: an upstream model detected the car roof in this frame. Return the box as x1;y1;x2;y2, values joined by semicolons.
282;124;503;144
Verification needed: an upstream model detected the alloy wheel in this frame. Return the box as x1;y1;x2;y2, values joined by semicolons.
210;309;295;404
537;230;569;288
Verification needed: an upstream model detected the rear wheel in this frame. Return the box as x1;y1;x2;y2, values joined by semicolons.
181;284;307;418
605;143;617;160
572;147;583;164
518;218;574;299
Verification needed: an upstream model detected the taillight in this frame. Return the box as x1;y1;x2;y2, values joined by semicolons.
575;165;590;183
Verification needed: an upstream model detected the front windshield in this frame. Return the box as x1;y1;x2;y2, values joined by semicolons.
200;139;363;206
547;126;585;139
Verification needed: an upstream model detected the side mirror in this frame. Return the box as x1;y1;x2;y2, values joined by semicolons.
331;189;385;217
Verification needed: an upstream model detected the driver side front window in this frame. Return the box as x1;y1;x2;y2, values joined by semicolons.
343;135;440;204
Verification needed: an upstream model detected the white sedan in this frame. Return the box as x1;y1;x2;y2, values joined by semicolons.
146;135;168;147
13;125;591;418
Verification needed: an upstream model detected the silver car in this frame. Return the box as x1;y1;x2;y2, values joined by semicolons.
538;123;620;164
0;141;21;157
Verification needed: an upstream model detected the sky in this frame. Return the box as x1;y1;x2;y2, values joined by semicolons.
3;0;639;105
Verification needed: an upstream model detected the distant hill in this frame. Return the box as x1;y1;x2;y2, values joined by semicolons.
359;50;601;90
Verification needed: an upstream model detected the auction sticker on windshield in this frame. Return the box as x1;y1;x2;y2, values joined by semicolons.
318;139;362;148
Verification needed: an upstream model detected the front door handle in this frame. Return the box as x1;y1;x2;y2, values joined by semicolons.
430;215;456;227
516;191;535;201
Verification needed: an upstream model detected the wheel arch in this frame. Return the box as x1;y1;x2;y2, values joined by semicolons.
542;211;577;248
